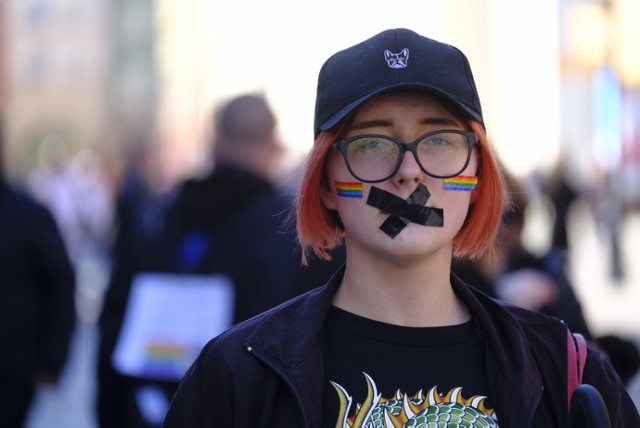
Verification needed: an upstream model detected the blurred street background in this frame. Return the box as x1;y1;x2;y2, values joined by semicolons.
0;0;638;427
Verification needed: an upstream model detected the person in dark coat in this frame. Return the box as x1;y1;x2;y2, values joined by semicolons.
0;127;76;427
97;94;343;427
163;29;639;427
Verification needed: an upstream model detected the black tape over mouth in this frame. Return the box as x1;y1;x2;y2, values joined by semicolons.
366;184;444;238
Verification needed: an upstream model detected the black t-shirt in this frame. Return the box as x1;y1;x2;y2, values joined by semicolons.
322;306;499;427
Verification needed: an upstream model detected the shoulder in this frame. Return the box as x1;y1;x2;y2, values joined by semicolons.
459;278;570;355
461;275;567;331
197;283;329;366
491;292;570;345
502;299;565;327
165;288;325;426
180;293;308;396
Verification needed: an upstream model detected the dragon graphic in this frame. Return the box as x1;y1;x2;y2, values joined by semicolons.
331;372;498;427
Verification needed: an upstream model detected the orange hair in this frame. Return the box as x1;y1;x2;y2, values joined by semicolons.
295;119;505;264
452;121;505;260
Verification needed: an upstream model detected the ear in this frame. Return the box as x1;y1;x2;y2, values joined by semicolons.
321;184;338;210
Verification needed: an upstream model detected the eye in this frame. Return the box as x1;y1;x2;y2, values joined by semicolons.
353;138;379;150
425;135;452;146
421;132;467;150
349;137;394;154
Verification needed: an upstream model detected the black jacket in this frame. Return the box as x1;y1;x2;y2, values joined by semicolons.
0;180;75;380
163;267;639;427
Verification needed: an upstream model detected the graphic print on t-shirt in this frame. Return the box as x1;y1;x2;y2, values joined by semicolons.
330;372;498;427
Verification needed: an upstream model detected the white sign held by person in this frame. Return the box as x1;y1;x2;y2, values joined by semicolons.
112;273;235;381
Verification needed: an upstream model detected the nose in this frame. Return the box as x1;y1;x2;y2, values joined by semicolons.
393;150;423;185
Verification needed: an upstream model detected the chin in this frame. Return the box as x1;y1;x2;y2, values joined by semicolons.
385;231;453;255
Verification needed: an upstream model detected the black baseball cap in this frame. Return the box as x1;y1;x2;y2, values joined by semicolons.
314;28;484;138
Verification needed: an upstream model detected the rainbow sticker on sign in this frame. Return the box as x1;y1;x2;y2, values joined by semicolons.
142;341;188;379
335;181;364;198
443;176;478;191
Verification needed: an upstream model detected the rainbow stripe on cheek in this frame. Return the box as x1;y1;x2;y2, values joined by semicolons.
443;176;478;191
335;181;363;198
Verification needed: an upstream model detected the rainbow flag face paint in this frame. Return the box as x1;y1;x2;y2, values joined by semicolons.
443;176;478;191
335;181;363;198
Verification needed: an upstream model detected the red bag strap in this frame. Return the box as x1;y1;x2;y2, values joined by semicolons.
567;330;588;408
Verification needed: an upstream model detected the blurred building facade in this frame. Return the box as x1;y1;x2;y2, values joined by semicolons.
108;0;158;180
0;1;6;114
2;0;157;187
561;0;640;208
5;0;108;179
0;0;638;207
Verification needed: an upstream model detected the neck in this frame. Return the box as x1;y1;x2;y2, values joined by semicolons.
333;249;469;327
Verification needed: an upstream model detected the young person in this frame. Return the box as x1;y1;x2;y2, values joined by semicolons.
163;28;639;427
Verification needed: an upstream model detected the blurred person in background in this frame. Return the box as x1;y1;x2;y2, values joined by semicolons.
0;119;76;427
111;142;161;262
591;169;626;283
544;153;580;254
97;93;343;427
453;169;640;385
27;134;84;260
27;136;115;266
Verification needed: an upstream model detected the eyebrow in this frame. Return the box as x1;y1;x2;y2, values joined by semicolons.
349;117;461;132
420;117;461;127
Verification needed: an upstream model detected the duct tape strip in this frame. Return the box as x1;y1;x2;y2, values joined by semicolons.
366;184;444;238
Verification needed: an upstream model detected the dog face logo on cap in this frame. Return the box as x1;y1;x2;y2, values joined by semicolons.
384;48;409;69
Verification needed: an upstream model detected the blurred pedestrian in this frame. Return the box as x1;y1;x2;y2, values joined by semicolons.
111;142;160;262
544;154;580;253
592;170;625;282
27;134;83;260
163;28;639;427
0;121;76;428
97;93;342;427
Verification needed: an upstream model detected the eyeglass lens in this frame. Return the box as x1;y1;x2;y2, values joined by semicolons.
343;131;472;182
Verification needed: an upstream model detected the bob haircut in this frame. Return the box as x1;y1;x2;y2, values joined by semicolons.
296;108;505;265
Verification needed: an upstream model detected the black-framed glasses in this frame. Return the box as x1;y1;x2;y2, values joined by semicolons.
333;130;477;183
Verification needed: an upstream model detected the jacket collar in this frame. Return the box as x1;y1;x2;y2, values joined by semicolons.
451;274;545;424
245;267;342;425
247;266;545;426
